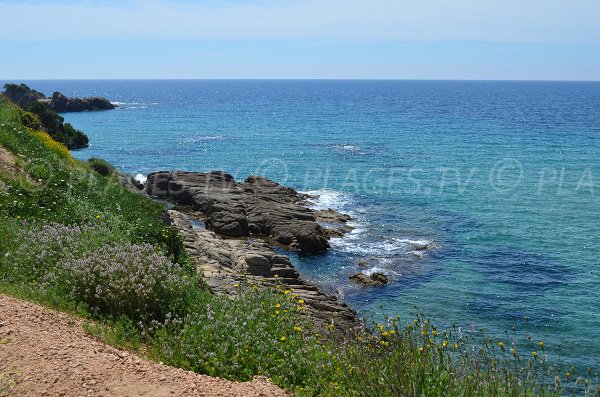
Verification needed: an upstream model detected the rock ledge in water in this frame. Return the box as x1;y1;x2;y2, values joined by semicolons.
145;171;351;255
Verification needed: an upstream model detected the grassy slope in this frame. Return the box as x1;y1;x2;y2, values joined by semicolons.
0;96;596;396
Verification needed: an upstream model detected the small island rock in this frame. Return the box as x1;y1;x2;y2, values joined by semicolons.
349;272;389;286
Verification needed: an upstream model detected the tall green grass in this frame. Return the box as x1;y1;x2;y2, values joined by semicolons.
1;96;598;396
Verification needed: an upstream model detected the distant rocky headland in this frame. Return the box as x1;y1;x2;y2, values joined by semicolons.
1;83;115;149
40;91;116;113
3;83;116;112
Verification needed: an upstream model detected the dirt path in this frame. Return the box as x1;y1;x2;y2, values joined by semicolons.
0;294;288;396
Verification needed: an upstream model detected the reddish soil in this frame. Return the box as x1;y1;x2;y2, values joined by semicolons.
0;294;288;397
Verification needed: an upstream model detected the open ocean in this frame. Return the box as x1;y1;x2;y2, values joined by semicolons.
12;80;600;370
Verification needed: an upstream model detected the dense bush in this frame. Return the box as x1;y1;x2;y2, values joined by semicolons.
153;285;327;390
26;101;89;149
2;223;115;283
63;244;192;320
88;157;116;176
2;84;89;149
1;223;192;322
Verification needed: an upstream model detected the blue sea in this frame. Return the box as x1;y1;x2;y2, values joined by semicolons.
11;80;600;370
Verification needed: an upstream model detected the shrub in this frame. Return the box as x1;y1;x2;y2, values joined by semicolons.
25;100;89;150
152;285;328;392
20;112;41;130
61;244;192;321
88;157;116;176
0;223;191;322
1;223;115;283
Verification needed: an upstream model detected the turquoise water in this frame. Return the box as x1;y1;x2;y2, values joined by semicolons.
12;80;600;369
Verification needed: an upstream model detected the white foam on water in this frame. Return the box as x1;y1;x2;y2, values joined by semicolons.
111;101;149;106
134;173;147;184
181;135;228;144
303;189;354;212
302;189;435;263
302;189;369;247
332;235;435;258
363;267;400;277
333;144;362;153
333;239;414;256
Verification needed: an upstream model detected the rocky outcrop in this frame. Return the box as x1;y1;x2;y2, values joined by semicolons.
145;171;350;255
168;210;358;332
2;84;115;113
146;171;358;330
349;272;389;286
43;92;116;112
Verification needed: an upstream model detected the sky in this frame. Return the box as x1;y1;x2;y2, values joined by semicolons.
0;0;599;80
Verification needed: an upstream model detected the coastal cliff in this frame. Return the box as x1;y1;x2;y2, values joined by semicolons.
2;83;115;149
3;83;116;113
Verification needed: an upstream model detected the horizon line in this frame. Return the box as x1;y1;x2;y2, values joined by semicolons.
3;78;600;83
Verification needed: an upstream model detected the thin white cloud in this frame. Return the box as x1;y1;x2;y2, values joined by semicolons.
0;0;598;43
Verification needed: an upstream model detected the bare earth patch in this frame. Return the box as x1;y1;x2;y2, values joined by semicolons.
0;145;19;179
0;294;288;396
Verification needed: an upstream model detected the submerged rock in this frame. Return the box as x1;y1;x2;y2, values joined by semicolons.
349;272;389;286
356;259;369;268
371;272;389;285
145;171;351;255
43;92;116;112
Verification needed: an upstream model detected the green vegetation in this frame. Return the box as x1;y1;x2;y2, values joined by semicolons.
0;365;19;397
2;84;89;149
0;96;598;396
88;157;116;176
